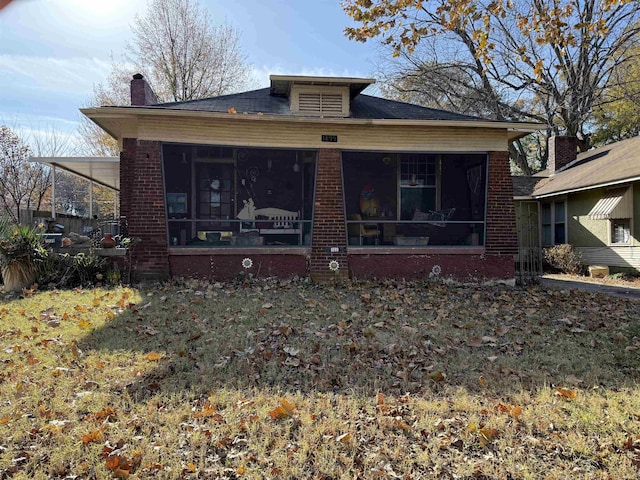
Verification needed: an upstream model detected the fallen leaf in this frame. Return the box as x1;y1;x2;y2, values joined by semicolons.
467;336;483;347
478;427;499;445
556;387;577;400
145;351;162;361
269;397;296;420
496;403;522;420
495;325;511;336
82;429;104;444
78;319;92;329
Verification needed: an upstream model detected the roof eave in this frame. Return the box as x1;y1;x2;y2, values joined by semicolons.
533;176;640;198
81;106;543;137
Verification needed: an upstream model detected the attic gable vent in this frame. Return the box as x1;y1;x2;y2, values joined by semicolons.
298;93;321;113
320;94;343;114
291;85;349;117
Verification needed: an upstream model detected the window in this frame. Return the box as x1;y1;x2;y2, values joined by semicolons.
611;219;631;244
541;200;566;245
554;201;566;244
400;154;437;220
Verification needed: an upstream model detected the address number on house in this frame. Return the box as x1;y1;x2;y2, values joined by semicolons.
321;135;338;143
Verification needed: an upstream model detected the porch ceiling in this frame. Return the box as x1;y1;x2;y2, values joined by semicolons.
30;157;120;191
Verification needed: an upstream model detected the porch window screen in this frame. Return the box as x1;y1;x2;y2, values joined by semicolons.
342;151;486;247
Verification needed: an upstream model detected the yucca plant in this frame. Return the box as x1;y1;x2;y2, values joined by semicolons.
0;219;48;292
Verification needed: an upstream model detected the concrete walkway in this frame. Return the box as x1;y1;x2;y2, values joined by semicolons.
541;274;640;301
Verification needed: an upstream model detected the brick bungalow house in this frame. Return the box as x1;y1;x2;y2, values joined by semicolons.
81;74;541;282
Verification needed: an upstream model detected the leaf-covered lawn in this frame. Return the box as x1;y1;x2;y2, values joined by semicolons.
1;279;639;479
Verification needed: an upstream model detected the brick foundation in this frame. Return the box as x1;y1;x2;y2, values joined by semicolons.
169;254;307;281
349;253;514;281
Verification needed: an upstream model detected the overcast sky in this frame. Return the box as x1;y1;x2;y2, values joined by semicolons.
0;0;378;143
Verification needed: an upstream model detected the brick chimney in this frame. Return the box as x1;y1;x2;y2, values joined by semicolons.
130;73;158;106
548;135;577;174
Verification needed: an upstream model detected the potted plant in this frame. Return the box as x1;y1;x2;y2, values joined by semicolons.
0;220;47;292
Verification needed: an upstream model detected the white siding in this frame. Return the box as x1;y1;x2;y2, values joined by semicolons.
576;246;640;269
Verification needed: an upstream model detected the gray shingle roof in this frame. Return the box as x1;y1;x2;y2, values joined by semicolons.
532;135;640;196
512;176;542;198
152;87;486;121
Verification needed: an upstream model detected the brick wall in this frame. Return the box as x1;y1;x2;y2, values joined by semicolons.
120;139;169;280
349;253;514;280
310;149;349;282
485;151;517;258
548;136;577;174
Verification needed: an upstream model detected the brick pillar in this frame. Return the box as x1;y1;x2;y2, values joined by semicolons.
121;139;169;280
310;149;349;283
485;151;517;257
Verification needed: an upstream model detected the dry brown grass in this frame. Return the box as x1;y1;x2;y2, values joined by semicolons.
1;279;639;479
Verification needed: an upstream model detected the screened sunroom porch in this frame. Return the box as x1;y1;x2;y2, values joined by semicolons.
163;144;316;248
342;152;487;248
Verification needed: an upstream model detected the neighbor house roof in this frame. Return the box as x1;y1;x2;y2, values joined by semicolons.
512;176;542;199
533;135;640;197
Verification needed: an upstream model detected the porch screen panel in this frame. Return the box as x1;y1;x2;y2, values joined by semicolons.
163;144;314;247
342;151;487;247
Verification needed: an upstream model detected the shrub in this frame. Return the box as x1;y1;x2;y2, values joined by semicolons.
543;244;584;275
38;252;108;288
0;220;48;292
